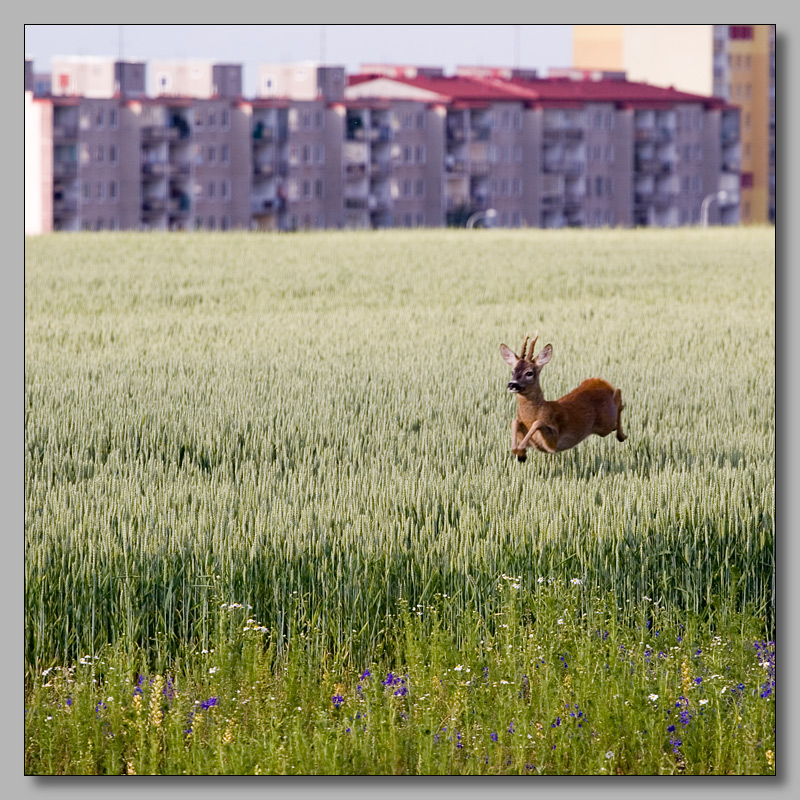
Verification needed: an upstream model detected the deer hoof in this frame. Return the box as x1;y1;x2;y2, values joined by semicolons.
516;453;527;462
616;431;627;442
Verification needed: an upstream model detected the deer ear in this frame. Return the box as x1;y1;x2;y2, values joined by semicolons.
500;344;519;367
534;344;553;367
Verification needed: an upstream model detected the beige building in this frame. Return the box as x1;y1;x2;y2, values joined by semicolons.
573;24;775;223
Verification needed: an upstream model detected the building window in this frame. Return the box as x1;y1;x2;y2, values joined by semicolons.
207;216;216;229
301;110;312;130
109;180;118;202
109;109;118;129
208;110;216;129
315;179;324;199
404;145;414;165
208;181;216;199
595;176;603;196
208;146;216;164
416;144;426;164
740;172;754;188
514;145;522;163
513;111;522;130
501;178;509;196
416;179;425;197
221;109;230;130
82;181;90;202
417;111;426;129
302;144;312;165
315;144;325;164
95;108;104;127
109;144;118;164
403;178;413;197
315;109;324;129
303;180;312;200
513;177;522;196
221;179;230;201
221;144;230;165
96;182;104;200
221;216;229;231
96;145;104;163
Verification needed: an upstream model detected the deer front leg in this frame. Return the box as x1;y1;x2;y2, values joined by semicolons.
518;420;559;454
510;418;527;461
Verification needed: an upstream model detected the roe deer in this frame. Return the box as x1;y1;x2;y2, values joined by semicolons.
500;332;626;462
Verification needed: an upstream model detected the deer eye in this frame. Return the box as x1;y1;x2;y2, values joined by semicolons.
525;370;534;378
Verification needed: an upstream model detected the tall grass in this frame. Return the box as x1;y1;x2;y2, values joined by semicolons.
25;228;775;670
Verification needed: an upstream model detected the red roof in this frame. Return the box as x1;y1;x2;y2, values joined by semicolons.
348;72;731;110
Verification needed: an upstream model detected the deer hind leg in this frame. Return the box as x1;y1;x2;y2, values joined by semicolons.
613;388;627;442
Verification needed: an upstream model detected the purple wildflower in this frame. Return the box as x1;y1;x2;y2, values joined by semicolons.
200;697;218;710
332;693;344;708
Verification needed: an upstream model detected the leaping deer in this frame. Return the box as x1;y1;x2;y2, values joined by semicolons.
500;332;626;462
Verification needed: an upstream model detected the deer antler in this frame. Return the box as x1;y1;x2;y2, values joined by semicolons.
527;332;539;361
520;334;529;362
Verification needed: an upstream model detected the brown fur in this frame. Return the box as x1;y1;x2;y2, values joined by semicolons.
500;334;626;459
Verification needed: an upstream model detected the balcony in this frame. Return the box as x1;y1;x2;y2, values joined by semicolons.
53;124;78;140
345;163;368;179
469;161;490;177
52;197;78;217
252;123;274;142
142;198;166;213
251;197;282;214
169;195;191;213
470;126;491;142
543;159;585;175
446;125;466;142
53;161;78;179
253;162;275;177
541;194;565;207
345;197;368;210
370;161;392;177
141;125;167;142
369;125;392;143
634;157;672;175
141;161;167;177
543;127;583;141
170;162;192;177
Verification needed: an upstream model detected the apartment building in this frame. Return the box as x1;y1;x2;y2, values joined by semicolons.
347;68;739;228
25;56;741;234
572;24;775;223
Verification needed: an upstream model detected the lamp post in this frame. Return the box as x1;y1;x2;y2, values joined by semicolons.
700;190;729;227
466;208;497;229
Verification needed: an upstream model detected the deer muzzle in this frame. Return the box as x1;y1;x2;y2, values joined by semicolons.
507;381;521;393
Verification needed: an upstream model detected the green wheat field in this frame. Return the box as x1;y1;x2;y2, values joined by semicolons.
24;227;775;775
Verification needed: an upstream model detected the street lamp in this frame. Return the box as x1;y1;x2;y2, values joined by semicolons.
466;208;497;229
700;190;729;227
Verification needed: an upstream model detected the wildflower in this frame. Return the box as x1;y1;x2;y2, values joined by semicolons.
557;618;564;625
551;717;561;728
200;697;218;711
149;675;164;727
766;750;774;768
605;750;614;760
699;699;708;705
648;694;659;701
490;732;498;742
332;694;344;708
454;665;463;672
360;669;371;681
209;667;219;675
571;578;583;585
